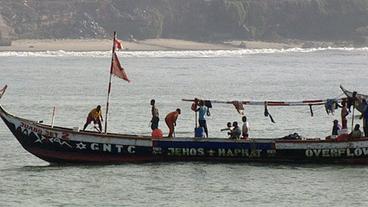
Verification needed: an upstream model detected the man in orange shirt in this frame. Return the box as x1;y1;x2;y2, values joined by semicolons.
83;105;103;132
165;108;181;138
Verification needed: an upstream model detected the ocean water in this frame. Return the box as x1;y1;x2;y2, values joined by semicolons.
0;48;368;206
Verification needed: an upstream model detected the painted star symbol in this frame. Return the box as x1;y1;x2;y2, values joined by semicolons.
34;137;42;144
76;142;86;150
33;133;44;144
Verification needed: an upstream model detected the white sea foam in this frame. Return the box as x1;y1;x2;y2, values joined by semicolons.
0;47;367;58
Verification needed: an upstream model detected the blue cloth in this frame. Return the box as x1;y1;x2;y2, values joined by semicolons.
195;127;205;138
198;106;207;121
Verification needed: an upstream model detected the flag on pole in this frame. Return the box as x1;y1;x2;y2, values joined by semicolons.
0;85;8;99
112;52;130;82
114;38;123;50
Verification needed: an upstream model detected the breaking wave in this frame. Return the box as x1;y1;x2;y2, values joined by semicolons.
0;47;367;58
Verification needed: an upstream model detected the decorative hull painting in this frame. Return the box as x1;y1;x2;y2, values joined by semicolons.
2;105;368;164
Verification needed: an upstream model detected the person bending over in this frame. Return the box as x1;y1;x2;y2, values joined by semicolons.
83;105;103;132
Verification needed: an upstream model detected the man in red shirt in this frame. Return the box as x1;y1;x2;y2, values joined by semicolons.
165;108;181;138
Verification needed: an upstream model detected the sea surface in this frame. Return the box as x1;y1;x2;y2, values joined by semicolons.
0;48;368;206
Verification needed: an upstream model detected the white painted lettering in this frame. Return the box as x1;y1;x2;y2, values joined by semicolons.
363;148;368;155
182;148;190;156
242;149;250;157
116;145;124;153
322;149;330;157
103;144;111;152
197;148;204;156
127;146;136;154
306;149;313;157
91;143;99;150
347;149;354;157
234;149;242;156
168;148;175;156
354;148;362;156
330;149;338;157
218;149;226;156
226;149;234;157
313;149;321;156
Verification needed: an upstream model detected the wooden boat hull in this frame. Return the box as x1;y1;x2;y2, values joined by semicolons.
2;105;368;164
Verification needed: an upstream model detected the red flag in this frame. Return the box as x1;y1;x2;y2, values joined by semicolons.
0;85;7;99
114;38;123;50
112;53;130;82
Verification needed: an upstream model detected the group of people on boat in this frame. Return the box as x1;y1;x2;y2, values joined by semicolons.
81;98;250;139
330;93;368;140
220;116;249;139
149;98;182;138
148;98;250;139
81;91;368;141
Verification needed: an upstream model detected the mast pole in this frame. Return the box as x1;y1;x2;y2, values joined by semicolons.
104;31;116;133
352;103;355;131
51;106;56;128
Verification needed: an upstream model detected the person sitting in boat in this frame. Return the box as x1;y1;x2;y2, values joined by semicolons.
165;108;181;138
229;121;241;139
242;116;249;139
220;122;232;138
150;99;159;130
195;100;209;138
350;124;363;138
220;122;232;132
332;119;341;136
83;105;103;132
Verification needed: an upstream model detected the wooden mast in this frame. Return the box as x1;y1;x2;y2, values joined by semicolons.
104;31;116;133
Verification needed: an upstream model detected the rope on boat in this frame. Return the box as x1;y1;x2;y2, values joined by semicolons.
183;96;346;123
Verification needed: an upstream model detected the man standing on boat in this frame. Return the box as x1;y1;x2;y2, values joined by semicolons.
150;99;159;130
242;116;249;139
83;105;103;132
341;100;349;130
165;108;181;138
195;100;209;138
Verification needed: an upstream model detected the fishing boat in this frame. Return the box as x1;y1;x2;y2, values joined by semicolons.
1;33;368;164
2;93;368;164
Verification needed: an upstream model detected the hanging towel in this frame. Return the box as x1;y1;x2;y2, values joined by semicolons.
325;99;336;115
232;101;244;115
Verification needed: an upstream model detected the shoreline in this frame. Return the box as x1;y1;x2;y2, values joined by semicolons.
0;38;360;52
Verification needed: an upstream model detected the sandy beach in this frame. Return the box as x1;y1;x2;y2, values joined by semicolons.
0;38;305;52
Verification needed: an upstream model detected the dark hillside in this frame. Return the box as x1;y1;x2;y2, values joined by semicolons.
0;0;367;44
